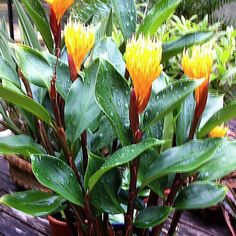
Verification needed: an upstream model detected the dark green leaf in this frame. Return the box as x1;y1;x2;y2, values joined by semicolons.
111;0;136;39
134;206;172;228
198;140;236;181
0;56;20;88
95;60;130;146
143;79;203;131
198;101;236;138
173;181;228;209
89;138;165;190
0;190;65;217
137;0;181;37
92;37;125;76
13;0;41;50
31;155;84;206
0;85;52;126
13;44;52;88
65;60;100;143
22;0;53;52
0;135;45;157
163;31;214;61
141;139;220;188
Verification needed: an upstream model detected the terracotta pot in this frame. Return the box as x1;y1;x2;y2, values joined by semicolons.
48;215;77;236
4;154;49;192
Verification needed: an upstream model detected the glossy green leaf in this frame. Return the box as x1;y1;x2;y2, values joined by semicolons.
65;61;100;143
0;56;20;88
95;60;130;146
22;0;53;52
199;93;224;130
43;52;72;100
92;37;125;76
111;0;136;39
143;79;203;131
89;138;165;191
141;139;220;188
85;152;123;214
137;0;181;37
0;135;45;157
176;94;195;145
134;206;172;228
0;85;52;126
173;181;228;209
198;101;236;138
0;190;65;217
12;44;52;88
31;155;84;206
163;31;214;61
13;0;41;50
198;140;236;181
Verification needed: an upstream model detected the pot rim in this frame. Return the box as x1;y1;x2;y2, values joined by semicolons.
48;215;68;226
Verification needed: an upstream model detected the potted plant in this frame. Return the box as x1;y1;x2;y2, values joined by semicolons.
0;0;236;235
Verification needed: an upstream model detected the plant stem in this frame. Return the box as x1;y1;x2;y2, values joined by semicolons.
81;131;88;174
168;210;183;236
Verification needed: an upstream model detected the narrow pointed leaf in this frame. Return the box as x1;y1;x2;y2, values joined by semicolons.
0;191;65;217
143;79;203;131
137;0;181;37
111;0;136;39
31;155;84;206
89;138;165;191
134;206;172;228
0;86;52;126
198;101;236;138
141;139;220;188
173;182;228;209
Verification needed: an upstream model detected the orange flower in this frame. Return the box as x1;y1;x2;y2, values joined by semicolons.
209;125;229;138
182;46;213;119
125;36;163;114
65;20;95;77
45;0;74;24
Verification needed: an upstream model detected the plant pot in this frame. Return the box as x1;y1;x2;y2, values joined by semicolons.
48;215;77;236
4;154;49;192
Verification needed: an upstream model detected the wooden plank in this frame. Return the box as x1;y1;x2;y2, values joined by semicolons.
0;155;10;176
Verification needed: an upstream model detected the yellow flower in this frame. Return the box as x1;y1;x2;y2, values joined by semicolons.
209;125;229;138
45;0;74;24
182;45;213;80
125;36;163;114
64;20;95;74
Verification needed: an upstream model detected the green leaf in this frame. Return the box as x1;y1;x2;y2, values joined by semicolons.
13;0;41;50
0;190;65;217
198;101;236;138
111;0;136;39
65;61;100;143
95;60;130;146
31;155;84;206
85;152;123;214
88;138;165;191
43;52;72;100
143;79;203;131
0;85;52;126
176;94;195;145
173;181;228;209
198;140;236;181
22;0;53;52
137;0;181;37
0;135;45;157
0;56;20;88
141;139;220;188
163;31;214;61
92;37;125;76
199;93;224;130
134;206;172;228
12;44;53;88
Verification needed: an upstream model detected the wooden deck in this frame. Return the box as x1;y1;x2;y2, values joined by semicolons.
0;156;232;236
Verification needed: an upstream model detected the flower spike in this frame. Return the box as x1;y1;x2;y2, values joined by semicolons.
65;20;95;81
126;36;163;114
